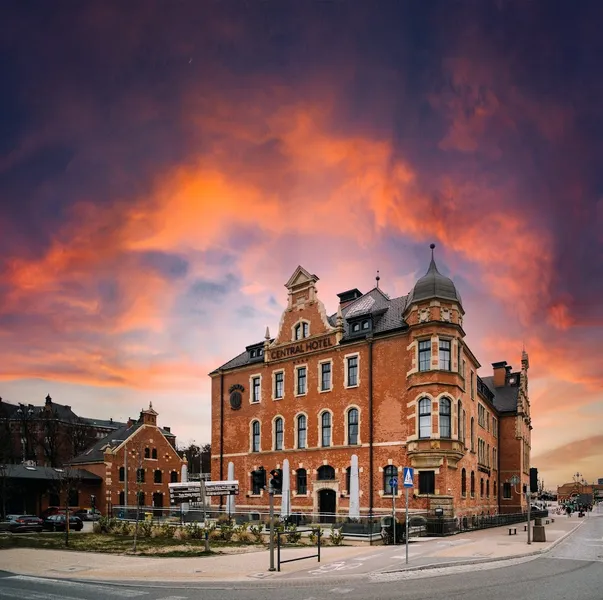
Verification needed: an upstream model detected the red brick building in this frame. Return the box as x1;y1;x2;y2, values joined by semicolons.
70;404;185;516
210;247;532;519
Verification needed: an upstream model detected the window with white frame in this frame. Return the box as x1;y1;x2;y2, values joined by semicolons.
321;412;332;447
418;398;431;438
296;366;307;395
251;376;261;403
347;408;359;445
418;339;431;372
251;420;260;452
439;398;451;438
274;371;284;399
320;362;331;391
439;338;451;371
346;355;358;387
274;417;284;450
297;414;307;449
294;321;310;340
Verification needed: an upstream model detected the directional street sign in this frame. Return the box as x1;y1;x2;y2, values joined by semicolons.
169;482;202;504
204;480;239;496
403;467;414;488
389;477;398;488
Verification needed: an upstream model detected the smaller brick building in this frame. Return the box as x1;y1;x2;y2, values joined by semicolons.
70;403;185;515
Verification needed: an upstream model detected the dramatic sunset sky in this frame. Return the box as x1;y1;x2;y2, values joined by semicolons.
1;2;601;488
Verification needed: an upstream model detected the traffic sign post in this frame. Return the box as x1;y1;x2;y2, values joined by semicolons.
390;477;398;545
403;467;414;564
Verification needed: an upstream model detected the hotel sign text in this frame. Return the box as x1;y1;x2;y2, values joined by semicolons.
269;337;334;360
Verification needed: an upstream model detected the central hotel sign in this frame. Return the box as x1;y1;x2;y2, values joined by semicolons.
269;336;334;360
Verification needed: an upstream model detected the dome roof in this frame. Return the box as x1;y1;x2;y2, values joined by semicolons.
408;245;462;306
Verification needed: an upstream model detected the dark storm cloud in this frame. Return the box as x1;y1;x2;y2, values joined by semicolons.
137;251;189;280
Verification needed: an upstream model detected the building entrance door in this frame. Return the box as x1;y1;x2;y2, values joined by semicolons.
318;488;336;523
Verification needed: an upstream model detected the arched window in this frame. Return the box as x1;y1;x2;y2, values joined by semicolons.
457;400;463;442
118;491;125;505
486;480;490;498
152;492;163;508
151;448;157;459
317;465;335;480
170;470;178;483
494;480;497;497
136;468;145;483
294;322;309;340
321;412;332;447
470;417;475;451
274;417;284;450
347;408;359;445
296;468;307;494
144;448;150;458
119;466;125;482
383;465;398;495
461;468;467;497
439;398;451;438
470;471;475;498
251;420;260;452
418;398;431;438
154;469;162;483
297;414;307;449
480;478;484;497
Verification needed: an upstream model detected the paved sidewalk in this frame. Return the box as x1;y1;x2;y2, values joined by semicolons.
0;514;584;583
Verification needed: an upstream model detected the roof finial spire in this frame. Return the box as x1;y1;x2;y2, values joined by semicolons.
375;270;380;288
430;243;435;259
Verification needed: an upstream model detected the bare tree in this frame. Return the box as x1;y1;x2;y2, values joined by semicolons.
49;466;81;547
71;418;97;458
39;407;65;467
131;441;146;552
16;404;36;464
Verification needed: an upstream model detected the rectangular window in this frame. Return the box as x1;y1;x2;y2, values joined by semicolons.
478;404;485;428
493;448;497;469
321;413;331;447
470;371;475;399
439;339;451;371
457;343;461;374
347;356;358;386
462;359;466;379
492;418;498;438
418;471;435;495
503;482;512;499
297;416;307;449
418;399;431;438
297;367;307;395
320;362;331;391
297;471;307;495
252;377;261;403
418;340;431;372
274;372;284;399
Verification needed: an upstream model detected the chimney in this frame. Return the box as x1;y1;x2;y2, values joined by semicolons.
127;417;134;428
163;426;171;433
337;288;363;309
45;394;52;406
492;361;508;387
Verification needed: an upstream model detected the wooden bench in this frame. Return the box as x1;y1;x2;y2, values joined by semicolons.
551;518;555;523
545;519;550;525
508;527;517;535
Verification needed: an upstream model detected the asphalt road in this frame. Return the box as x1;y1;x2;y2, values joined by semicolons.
1;511;601;600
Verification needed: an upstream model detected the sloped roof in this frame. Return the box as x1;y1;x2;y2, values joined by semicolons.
212;288;408;373
481;376;520;413
407;255;462;307
2;464;101;482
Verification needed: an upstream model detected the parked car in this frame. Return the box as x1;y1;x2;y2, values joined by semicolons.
42;514;83;532
0;515;44;533
74;508;101;521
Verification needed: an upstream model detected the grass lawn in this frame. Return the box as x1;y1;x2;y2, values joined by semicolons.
0;533;264;557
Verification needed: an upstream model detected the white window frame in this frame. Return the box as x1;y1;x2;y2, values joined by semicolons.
273;415;285;451
344;352;360;388
292;319;311;341
294;412;308;449
318;409;334;448
318;359;333;392
249;373;262;404
272;369;285;401
295;364;308;397
250;420;261;453
418;397;432;439
418;338;431;372
345;405;361;445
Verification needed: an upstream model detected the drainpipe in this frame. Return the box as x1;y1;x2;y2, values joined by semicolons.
219;370;224;511
368;337;374;538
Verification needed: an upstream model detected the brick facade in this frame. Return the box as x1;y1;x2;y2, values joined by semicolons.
210;257;533;519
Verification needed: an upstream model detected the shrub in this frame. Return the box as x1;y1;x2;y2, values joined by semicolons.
137;520;154;538
308;530;318;545
236;531;255;544
218;521;234;542
173;527;190;541
286;524;302;544
217;514;231;525
248;524;265;544
92;522;102;534
209;529;223;541
329;526;344;546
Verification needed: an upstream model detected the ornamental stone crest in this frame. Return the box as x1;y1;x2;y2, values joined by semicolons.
440;307;451;322
419;308;431;323
229;384;245;410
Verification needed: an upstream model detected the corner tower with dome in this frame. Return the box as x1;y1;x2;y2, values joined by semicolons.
210;245;532;523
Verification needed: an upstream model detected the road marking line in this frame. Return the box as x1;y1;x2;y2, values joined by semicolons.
0;587;92;600
329;588;354;594
155;597;188;600
10;576;147;597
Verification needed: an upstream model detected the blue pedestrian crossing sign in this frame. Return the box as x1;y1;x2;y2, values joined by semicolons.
403;467;414;488
389;477;398;488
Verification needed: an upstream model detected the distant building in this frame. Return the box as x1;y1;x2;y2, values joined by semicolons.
0;395;125;468
69;403;185;515
557;481;603;503
210;248;533;520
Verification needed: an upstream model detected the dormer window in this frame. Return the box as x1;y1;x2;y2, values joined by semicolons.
250;350;256;358
350;318;371;335
352;322;361;333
